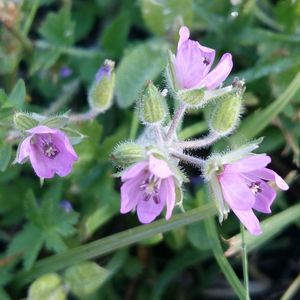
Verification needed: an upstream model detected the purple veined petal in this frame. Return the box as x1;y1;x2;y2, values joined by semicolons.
148;155;173;179
249;168;289;191
197;53;233;90
16;135;32;163
219;173;255;210
121;161;148;181
177;26;190;49
231;208;262;235
53;130;78;161
26;125;58;135
28;144;55;178
223;154;271;174
160;177;176;220
120;178;143;214
136;192;165;224
252;180;276;214
175;39;209;89
197;43;216;78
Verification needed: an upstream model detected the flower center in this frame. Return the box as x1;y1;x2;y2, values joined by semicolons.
249;182;262;195
36;135;60;159
140;175;161;204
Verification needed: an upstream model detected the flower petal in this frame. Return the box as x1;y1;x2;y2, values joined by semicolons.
26;125;58;135
120;178;142;214
250;168;289;191
16;136;32;163
136;195;165;224
231;208;262;235
121;161;147;181
178;26;190;49
253;181;276;213
148;155;173;179
223;154;271;174
219;173;255;210
160;177;176;220
198;53;233;90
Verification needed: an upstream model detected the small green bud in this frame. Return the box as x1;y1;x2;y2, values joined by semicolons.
210;92;242;136
88;59;115;113
139;81;166;124
27;273;66;300
13;112;39;131
64;262;109;298
111;142;145;167
177;88;205;107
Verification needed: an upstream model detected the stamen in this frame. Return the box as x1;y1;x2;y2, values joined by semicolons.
37;135;60;159
249;182;262;195
140;175;161;204
203;57;210;66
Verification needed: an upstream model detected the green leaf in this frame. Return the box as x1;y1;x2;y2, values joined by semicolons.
0;288;11;300
9;79;26;109
232;70;300;141
39;9;75;46
141;0;193;35
64;262;109;297
116;40;168;108
187;222;211;250
0;144;12;172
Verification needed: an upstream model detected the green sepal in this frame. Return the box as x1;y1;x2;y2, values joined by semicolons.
111;142;146;168
61;127;86;145
177;88;205;107
139;81;166;124
166;50;178;92
13;112;39;131
41;112;70;128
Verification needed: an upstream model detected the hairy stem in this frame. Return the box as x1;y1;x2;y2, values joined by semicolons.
166;103;186;143
175;132;220;149
241;224;250;300
170;150;205;168
69;110;99;122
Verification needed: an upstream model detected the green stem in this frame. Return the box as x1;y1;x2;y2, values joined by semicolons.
13;204;216;288
6;25;33;52
241;224;250;300
204;215;246;299
281;274;300;300
22;0;40;36
129;112;139;140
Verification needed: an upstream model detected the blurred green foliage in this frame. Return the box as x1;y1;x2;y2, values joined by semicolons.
0;0;299;299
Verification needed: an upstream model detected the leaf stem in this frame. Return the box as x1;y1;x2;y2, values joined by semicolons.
241;224;250;300
166;103;186;143
13;204;216;288
170;150;205;168
175;132;220;150
22;0;40;36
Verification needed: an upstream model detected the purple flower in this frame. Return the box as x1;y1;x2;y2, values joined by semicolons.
59;66;73;78
120;155;176;223
174;26;233;90
95;59;115;82
16;125;78;179
217;154;288;235
60;200;73;213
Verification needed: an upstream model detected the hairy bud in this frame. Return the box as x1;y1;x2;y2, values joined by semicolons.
14;112;39;131
177;88;205;107
88;59;115;113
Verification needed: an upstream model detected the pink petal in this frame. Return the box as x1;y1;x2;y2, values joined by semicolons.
219;173;255;210
223;154;271;174
198;53;233;90
136;196;165;224
231;208;262;235
250;168;289;191
120;178;142;214
26;125;58;135
148;155;173;179
178;26;190;49
53;131;78;161
252;181;276;214
160;177;176;220
16;136;32;163
121;161;147;181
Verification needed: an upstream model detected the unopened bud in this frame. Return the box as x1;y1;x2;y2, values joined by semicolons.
177;88;205;107
14;112;39;131
209;92;242;136
88;59;115;113
139;81;166;124
111;142;145;167
28;273;66;300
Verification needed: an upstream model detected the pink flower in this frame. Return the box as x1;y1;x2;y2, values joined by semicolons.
217;154;289;235
120;155;176;223
16;125;78;179
174;26;233;90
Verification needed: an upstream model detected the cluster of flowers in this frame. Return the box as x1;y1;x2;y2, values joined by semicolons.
14;27;288;236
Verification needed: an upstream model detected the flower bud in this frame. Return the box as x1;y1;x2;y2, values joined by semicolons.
27;273;66;300
209;91;242;136
111;142;145;167
13;112;39;131
177;88;205;107
88;59;115;113
139;81;166;124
